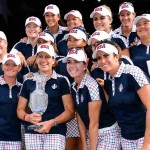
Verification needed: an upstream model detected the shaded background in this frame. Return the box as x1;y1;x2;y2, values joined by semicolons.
0;0;150;50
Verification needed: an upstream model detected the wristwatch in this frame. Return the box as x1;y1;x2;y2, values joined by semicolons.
54;118;58;126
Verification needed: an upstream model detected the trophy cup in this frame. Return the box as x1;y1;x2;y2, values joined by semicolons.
28;73;48;130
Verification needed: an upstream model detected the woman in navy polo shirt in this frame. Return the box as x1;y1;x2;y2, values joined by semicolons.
125;14;150;78
65;47;121;150
57;9;85;57
114;2;138;47
0;53;22;149
93;39;150;150
43;4;69;45
17;44;74;150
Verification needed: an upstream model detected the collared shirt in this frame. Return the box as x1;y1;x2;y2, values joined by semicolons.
0;75;22;141
71;74;114;130
13;40;37;59
12;40;38;83
20;70;71;136
114;25;138;47
43;25;69;45
129;40;150;78
108;30;127;50
104;62;150;140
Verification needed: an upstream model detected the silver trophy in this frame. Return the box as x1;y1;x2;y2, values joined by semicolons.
28;73;48;130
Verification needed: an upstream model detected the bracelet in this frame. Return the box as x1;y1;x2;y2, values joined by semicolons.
54;118;58;126
23;113;27;121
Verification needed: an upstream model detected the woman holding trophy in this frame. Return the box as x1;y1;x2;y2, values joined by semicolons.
17;44;75;150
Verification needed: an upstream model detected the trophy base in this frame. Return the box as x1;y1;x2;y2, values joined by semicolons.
28;124;43;130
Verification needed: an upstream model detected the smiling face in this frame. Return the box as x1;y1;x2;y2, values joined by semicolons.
67;57;87;82
25;22;41;39
67;15;83;30
37;38;53;46
93;13;112;33
96;50;120;76
2;60;21;78
36;52;55;74
67;35;86;49
136;18;150;40
119;10;135;27
44;12;60;28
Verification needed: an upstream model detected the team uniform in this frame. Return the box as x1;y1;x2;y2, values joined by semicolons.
109;31;127;50
129;40;150;78
11;40;38;83
43;26;69;45
114;25;138;47
55;56;80;138
0;76;22;150
71;73;121;149
91;55;133;83
104;62;150;150
19;71;71;150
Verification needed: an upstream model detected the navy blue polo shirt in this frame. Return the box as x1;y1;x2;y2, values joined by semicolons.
111;35;127;50
114;25;138;47
20;71;71;136
43;26;69;45
129;41;150;78
13;41;38;82
57;39;68;56
0;76;22;141
104;62;150;140
13;41;37;60
0;63;3;75
71;74;110;130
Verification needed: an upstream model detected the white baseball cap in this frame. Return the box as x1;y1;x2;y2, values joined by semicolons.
119;2;134;14
0;31;7;42
134;14;150;25
2;53;21;65
64;10;82;20
92;43;118;59
37;32;54;43
64;28;87;41
88;31;110;45
43;4;60;15
25;16;41;26
90;6;112;18
36;44;56;58
63;48;87;63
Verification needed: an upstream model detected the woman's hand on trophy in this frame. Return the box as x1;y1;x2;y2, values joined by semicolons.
27;113;42;124
34;119;55;133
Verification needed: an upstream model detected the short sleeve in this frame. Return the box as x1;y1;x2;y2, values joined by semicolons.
19;80;30;100
59;76;71;96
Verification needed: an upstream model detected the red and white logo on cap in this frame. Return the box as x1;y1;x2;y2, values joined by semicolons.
29;17;36;21
70;29;78;34
40;45;49;49
94;7;102;12
96;44;106;49
7;53;15;58
47;5;54;10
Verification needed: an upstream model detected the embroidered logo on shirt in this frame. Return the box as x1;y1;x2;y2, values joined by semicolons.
118;84;123;92
81;94;84;102
52;84;57;89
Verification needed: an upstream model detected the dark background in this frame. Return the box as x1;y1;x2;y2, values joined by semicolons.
0;0;150;50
